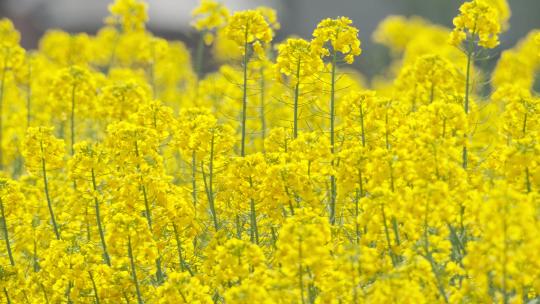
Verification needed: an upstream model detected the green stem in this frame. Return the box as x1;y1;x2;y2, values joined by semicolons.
134;140;163;283
0;197;15;266
260;67;267;146
355;170;364;245
40;139;60;240
525;167;531;193
172;222;193;276
70;83;76;156
89;271;101;304
3;288;11;304
381;203;397;266
391;217;401;246
201;133;218;230
241;28;249;157
40;284;50;304
27;59;32;128
128;235;144;304
33;238;39;272
359;102;365;147
192;150;197;207
502;208;509;304
293;59;301;139
235;214;242;239
249;177;259;245
105;31;120;75
329;51;337;225
91;168;111;266
423;201;449;303
298;238;306;304
0;63;6;170
462;33;474;170
195;32;205;80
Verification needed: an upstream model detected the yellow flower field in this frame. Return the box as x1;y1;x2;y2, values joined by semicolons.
0;0;539;302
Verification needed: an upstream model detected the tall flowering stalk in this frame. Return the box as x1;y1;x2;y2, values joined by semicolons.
224;10;272;156
191;0;229;80
450;0;501;169
23;127;65;240
0;42;24;170
69;142;112;266
276;38;322;138
311;17;361;224
50;66;95;156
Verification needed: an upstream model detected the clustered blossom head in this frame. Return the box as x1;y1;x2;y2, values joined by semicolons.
275;38;323;85
311;16;362;64
224;10;273;58
450;0;501;48
0;19;20;44
105;0;148;32
191;0;230;45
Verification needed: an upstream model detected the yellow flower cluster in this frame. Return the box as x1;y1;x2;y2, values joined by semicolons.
450;0;501;48
224;10;273;58
311;17;362;64
191;0;229;45
1;0;539;303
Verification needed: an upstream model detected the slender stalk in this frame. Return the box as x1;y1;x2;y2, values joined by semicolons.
85;207;91;241
91;168;111;266
128;235;144;304
172;222;193;276
381;203;397;266
134;140;163;283
462;32;475;169
172;222;184;271
525;167;531;193
359;102;365;147
70;83;76;156
0;197;15;266
523;113;531;193
192;151;197;207
260;67;267;146
89;271;101;304
235;214;242;239
201;133;218;230
27;58;32;128
423;201;449;303
298;238;306;304
249;177;259;245
355;189;360;244
4;288;11;304
329;51;338;225
355;170;364;245
270;226;278;248
240;27;249;157
40;139;60;240
66;279;73;304
149;47;157;100
502;209;509;304
293;59;301;138
522;113;527;135
33;238;39;272
105;31;120;75
194;32;205;80
392;217;401;246
0;62;6;170
40;284;50;304
134;141;153;229
355;102;366;244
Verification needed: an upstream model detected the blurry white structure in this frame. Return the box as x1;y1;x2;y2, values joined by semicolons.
3;0;284;32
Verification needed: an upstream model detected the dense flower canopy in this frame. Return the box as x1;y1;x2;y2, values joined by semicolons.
0;0;539;303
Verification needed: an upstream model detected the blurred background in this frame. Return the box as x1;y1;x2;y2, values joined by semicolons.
1;0;539;78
